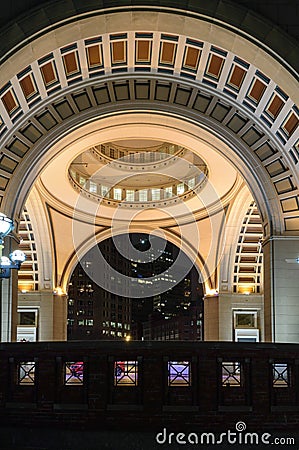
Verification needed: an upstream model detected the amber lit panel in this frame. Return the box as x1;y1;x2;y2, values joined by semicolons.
205;54;224;79
40;62;58;87
282;112;299;137
182;46;201;70
275;177;295;194
266;94;284;119
136;40;151;63
86;45;102;69
19;75;37;100
281;197;299;213
247;79;266;103
227;65;246;90
111;41;126;64
160;42;176;65
62;52;80;76
1;90;18;115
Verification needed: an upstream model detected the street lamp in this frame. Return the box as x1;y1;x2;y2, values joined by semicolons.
0;213;26;278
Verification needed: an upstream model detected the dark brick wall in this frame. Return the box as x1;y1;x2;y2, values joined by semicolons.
0;340;298;436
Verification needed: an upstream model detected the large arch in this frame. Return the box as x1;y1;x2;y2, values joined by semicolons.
1;2;298;343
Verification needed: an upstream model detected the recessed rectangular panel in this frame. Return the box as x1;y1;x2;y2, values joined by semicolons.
7;138;29;157
1;89;19;115
174;87;191;106
155;83;171;101
192;93;211;113
72;92;92;111
284;217;299;231
159;41;176;65
0;175;9;190
182;46;201;71
281;197;299;213
54;100;74;119
275;177;295;194
265;94;284;119
227;64;246;90
205;54;224;79
93;86;110;104
62;52;80;77
134;82;150;99
40;61;58;87
211;103;230;122
227;114;247;133
19;74;37;100
282;112;299;137
247;78;266;103
114;83;130;101
0;155;17;173
265;159;287;177
136;40;151;63
254;142;276;161
86;45;103;69
241;127;263;146
21;124;42;143
111;41;126;64
36;110;58;130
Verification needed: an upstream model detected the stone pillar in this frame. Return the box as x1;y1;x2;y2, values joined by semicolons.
53;293;68;341
18;291;68;341
203;294;219;341
263;236;299;343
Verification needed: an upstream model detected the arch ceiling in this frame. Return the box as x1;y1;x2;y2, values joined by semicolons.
0;3;298;239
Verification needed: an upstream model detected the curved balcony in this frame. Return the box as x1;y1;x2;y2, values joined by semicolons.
68;167;208;208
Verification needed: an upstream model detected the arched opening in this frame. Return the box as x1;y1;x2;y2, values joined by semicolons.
67;233;204;341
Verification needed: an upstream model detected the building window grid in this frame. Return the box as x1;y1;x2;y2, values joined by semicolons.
64;361;84;385
221;361;242;387
272;363;291;388
168;361;191;386
114;360;138;386
18;361;36;385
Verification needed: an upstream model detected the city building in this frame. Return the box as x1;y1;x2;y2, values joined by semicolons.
67;233;203;340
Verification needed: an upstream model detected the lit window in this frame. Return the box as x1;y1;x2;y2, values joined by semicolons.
101;185;109;197
222;362;242;387
139;190;148;202
168;361;191;386
85;319;93;326
177;183;185;195
165;186;173;198
18;361;35;385
79;176;86;186
114;188;122;200
125;190;135;202
187;178;195;189
64;361;84;385
89;181;97;193
151;188;160;201
114;360;138;386
273;363;290;388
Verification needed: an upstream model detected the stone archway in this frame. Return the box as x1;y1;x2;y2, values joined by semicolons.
0;3;298;343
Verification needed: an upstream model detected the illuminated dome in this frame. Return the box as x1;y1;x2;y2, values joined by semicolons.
68;139;209;207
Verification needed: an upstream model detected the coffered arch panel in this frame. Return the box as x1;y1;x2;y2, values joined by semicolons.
0;12;297;235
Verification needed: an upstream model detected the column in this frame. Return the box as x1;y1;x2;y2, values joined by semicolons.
263;236;299;343
203;294;219;341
